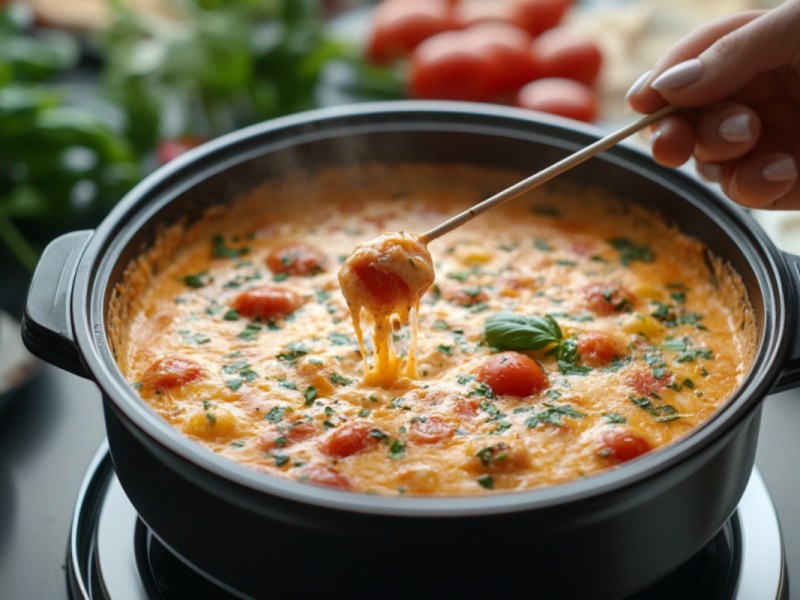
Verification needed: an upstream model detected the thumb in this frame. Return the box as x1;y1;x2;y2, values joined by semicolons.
650;3;800;107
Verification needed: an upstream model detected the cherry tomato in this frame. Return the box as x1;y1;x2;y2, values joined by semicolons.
302;465;353;490
515;77;599;122
600;430;652;463
141;357;203;390
462;22;540;95
582;283;636;315
320;422;378;458
532;27;603;85
267;243;327;276
156;136;204;165
366;0;454;64
231;286;304;320
409;415;454;444
452;0;515;29
352;261;412;310
409;30;499;101
576;332;621;367
478;351;548;397
510;0;573;36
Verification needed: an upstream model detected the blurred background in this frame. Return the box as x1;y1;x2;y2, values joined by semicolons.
0;0;786;297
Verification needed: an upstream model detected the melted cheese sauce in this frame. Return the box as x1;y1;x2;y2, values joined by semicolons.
111;164;754;496
338;231;434;386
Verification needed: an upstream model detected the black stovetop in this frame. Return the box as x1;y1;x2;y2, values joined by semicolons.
0;365;797;599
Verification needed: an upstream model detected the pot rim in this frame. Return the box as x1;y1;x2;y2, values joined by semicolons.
70;100;794;516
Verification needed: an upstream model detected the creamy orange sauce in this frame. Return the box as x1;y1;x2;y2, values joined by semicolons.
338;231;434;386
110;164;754;496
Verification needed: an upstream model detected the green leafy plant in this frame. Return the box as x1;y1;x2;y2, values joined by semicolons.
1;5;139;270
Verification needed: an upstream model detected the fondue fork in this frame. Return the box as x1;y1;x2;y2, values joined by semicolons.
419;105;678;244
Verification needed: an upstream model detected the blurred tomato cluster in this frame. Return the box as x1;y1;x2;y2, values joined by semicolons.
366;0;602;122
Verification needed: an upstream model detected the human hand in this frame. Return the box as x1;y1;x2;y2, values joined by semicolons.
625;0;800;210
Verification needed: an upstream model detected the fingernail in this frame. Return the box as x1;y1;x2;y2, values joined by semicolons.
719;113;752;143
651;58;703;91
649;126;663;149
624;69;654;102
762;157;798;182
697;162;723;182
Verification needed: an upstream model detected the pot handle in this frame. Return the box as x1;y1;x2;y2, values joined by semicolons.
773;251;800;392
21;230;94;379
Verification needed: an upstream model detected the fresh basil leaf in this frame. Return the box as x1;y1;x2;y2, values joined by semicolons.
484;312;563;351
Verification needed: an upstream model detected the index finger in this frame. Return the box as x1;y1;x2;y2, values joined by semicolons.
626;10;766;114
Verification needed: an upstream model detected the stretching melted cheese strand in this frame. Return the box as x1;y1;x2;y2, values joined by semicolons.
338;231;435;387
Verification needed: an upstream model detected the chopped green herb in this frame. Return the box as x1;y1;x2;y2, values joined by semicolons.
432;319;450;331
525;403;586;428
238;322;262;341
180;331;211;345
630;396;681;422
604;412;627;424
477;474;494;490
470;382;495;399
225;378;243;392
436;344;454;355
554;337;591;375
609;238;655;265
369;428;389;442
447;271;470;282
329;373;352;386
676;348;714;363
328;332;355;345
389;440;406;460
182;271;212;288
277;342;310;362
265;407;287;423
211;234;250;259
476;443;509;466
223;309;240;321
303;386;317;406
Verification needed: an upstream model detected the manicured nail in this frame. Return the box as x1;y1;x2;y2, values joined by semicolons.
651;59;703;91
719;113;753;143
649;126;662;149
762;157;798;182
697;162;722;182
624;69;654;102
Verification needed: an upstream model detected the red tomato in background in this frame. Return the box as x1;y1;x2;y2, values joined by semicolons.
156;136;204;165
451;0;515;29
409;30;499;101
510;0;573;35
516;78;598;122
532;26;603;85
462;22;540;95
478;351;548;397
366;0;454;64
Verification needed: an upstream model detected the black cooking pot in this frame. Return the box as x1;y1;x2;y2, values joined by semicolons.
22;102;800;599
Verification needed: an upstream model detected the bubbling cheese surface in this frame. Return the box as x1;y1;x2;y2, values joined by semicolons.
110;164;755;496
338;231;434;386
